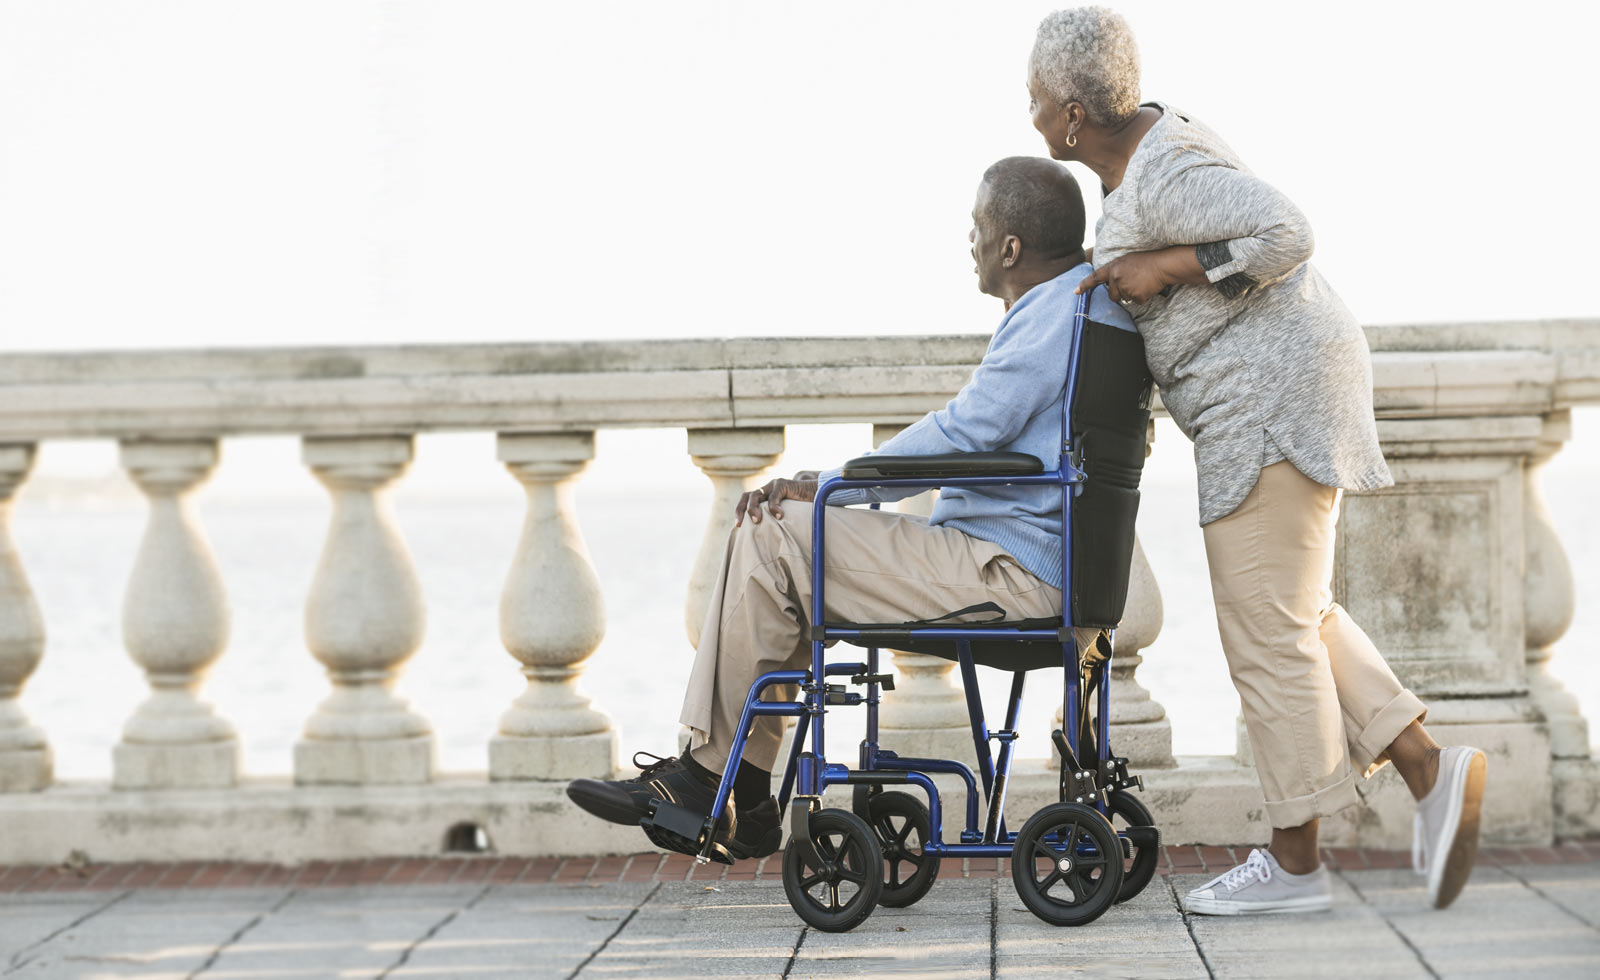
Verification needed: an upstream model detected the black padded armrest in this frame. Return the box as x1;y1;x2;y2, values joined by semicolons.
840;452;1044;479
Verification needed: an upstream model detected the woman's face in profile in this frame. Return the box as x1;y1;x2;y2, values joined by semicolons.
1028;74;1071;161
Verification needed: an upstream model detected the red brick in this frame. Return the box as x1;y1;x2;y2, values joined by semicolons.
937;856;966;880
524;858;563;884
452;859;499;885
1327;847;1367;871
256;864;298;888
322;861;365;888
21;868;68;892
382;859;433;886
623;854;663;882
1522;847;1563;865
487;858;531;884
1196;846;1233;873
658;854;695;881
1578;840;1600;861
685;859;726;882
117;863;163;890
418;858;469;885
80;864;134;891
553;858;593;883
188;863;232;889
354;859;400;886
1167;846;1205;871
0;866;43;892
222;864;273;889
590;856;629;883
152;862;205;889
753;854;778;881
1363;849;1410;870
289;861;336;888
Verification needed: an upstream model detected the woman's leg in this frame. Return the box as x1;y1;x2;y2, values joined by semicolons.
1203;462;1360;850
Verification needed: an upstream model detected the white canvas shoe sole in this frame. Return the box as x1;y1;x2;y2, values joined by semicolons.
1427;748;1487;910
1182;891;1331;916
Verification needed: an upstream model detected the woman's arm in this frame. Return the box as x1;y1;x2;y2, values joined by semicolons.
1144;157;1315;297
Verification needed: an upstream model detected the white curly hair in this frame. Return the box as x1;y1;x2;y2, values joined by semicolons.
1029;7;1142;127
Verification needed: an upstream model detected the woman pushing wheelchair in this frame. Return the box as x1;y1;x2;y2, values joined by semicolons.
569;4;1485;920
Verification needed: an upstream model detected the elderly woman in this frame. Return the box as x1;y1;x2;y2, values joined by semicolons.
1026;7;1485;914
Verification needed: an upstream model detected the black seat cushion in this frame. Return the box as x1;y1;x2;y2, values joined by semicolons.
840;452;1043;480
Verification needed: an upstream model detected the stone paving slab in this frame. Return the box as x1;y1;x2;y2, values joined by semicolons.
2;852;1598;978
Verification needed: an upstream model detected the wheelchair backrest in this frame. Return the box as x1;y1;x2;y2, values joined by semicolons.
1061;288;1153;630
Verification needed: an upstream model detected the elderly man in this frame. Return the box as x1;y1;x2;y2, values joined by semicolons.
566;156;1134;860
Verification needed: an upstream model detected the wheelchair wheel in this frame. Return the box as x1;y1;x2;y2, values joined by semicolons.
1010;802;1123;927
866;791;940;908
1107;791;1159;903
782;808;883;932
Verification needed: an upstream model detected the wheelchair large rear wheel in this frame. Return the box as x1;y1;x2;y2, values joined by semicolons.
866;791;940;907
1010;802;1123;926
1107;791;1159;903
782;808;883;932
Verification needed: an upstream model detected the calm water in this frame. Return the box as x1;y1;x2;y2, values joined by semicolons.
12;426;1599;780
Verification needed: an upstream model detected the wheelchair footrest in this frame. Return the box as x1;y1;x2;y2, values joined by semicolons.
641;799;715;851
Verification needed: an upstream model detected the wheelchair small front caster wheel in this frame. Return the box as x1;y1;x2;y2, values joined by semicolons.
782;808;883;932
866;791;940;908
1107;790;1159;903
1010;802;1123;926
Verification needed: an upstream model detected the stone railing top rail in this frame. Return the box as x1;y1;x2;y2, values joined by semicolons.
1;319;1595;440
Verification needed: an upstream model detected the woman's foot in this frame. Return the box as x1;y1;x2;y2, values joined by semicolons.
1412;745;1487;909
1182;849;1332;916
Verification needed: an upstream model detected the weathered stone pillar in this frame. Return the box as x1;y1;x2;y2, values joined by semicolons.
868;424;973;762
296;435;433;785
113;440;238;789
490;432;615;781
0;445;50;793
1330;414;1553;843
684;428;784;647
1521;410;1598;836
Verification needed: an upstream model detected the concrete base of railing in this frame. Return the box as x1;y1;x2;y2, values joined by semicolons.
0;749;1564;866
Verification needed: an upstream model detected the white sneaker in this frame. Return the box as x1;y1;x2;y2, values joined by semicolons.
1183;848;1332;916
1412;745;1487;909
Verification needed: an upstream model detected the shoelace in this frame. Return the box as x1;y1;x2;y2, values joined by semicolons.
1201;848;1272;893
632;751;677;779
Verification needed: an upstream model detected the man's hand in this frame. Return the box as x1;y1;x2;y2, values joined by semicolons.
1075;245;1206;304
735;477;817;525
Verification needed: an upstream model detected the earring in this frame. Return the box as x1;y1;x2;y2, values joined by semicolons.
1065;133;1078;148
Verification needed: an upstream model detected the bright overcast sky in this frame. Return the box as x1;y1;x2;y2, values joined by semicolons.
1;0;1595;354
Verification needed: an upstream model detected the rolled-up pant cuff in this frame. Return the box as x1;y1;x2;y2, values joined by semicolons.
1263;770;1361;828
1353;690;1429;779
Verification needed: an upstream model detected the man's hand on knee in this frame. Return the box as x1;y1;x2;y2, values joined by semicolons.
735;477;817;526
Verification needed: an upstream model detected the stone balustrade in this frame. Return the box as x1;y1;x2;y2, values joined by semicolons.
0;319;1595;863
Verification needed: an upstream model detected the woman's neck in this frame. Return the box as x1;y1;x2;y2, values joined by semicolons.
1079;105;1163;192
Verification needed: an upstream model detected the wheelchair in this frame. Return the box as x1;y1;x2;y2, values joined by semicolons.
644;288;1158;932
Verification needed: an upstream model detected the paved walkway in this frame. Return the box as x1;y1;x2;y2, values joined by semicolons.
2;844;1598;978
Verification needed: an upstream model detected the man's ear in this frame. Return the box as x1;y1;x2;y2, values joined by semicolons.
1001;234;1022;268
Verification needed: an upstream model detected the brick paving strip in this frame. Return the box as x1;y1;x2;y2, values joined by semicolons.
3;840;1597;893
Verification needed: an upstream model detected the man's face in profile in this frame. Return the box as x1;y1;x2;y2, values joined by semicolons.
969;181;1006;299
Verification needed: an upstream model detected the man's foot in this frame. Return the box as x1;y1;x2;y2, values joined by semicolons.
1183;848;1332;916
1412;745;1487;909
565;752;782;863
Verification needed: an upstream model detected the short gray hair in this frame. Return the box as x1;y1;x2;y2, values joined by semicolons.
1029;7;1141;127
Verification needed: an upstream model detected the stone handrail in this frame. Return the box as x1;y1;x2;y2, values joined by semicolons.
0;318;1595;862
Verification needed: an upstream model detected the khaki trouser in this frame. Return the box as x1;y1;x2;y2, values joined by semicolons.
1204;461;1427;829
679;500;1091;773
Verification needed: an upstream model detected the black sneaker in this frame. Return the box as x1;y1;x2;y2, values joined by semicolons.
566;752;712;827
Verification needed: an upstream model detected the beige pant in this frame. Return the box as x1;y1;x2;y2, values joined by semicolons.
679;500;1086;772
1204;461;1426;829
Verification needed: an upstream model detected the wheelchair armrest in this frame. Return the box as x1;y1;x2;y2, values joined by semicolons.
840;452;1045;480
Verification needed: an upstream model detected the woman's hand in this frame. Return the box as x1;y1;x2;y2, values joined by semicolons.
735;477;817;525
1076;245;1207;304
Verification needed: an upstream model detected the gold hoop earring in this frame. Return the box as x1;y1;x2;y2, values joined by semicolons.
1065;133;1077;148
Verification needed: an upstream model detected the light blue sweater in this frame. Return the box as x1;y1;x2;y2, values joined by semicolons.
818;263;1135;592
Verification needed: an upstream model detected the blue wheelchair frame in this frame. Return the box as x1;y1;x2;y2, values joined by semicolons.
689;290;1135;868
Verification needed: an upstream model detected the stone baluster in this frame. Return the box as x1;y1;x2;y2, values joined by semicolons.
490;432;615;781
868;424;975;762
1054;421;1171;769
296;435;433;785
684;428;785;647
1522;411;1597;836
0;445;50;793
113;440;238;789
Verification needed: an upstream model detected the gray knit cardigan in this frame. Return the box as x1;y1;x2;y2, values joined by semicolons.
1094;103;1393;524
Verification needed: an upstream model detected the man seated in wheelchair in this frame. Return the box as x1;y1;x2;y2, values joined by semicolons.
567;155;1138;861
